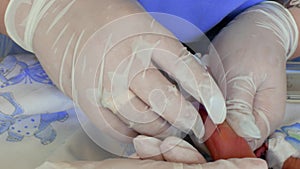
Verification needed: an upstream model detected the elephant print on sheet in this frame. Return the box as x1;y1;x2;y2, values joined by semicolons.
0;55;53;88
0;92;69;145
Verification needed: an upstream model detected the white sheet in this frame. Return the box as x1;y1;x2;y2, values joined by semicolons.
0;54;116;169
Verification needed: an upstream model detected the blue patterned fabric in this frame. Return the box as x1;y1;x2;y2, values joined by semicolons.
275;123;300;151
0;54;71;145
0;34;28;58
0;55;52;88
0;92;69;145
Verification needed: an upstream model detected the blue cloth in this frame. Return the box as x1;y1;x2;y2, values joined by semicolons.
0;34;28;58
138;0;265;42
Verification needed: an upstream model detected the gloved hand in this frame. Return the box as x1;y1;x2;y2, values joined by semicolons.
4;0;226;148
36;158;267;169
35;135;268;169
204;1;299;150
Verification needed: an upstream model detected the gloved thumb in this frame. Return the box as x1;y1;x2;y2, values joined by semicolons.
133;135;206;164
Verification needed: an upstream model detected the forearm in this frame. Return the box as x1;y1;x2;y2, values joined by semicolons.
0;0;9;35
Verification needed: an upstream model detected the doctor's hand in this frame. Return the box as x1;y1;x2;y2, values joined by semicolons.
205;1;299;150
36;158;267;169
36;135;267;169
3;0;226;145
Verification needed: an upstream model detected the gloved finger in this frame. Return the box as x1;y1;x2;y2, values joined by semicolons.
104;38;204;139
225;77;261;140
36;158;268;169
160;136;206;164
99;39;185;138
74;34;181;143
208;33;261;139
150;44;226;126
251;75;286;149
128;64;204;139
133;135;165;161
102;87;182;138
133;135;206;164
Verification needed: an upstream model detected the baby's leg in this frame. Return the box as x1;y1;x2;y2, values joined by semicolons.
198;107;255;160
199;107;300;169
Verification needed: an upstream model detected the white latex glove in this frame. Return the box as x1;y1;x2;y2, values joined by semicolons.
205;1;299;150
36;158;267;169
133;135;207;164
4;0;226;147
35;135;268;169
